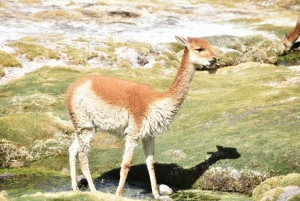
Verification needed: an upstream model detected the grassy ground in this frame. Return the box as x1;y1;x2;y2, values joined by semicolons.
0;61;299;193
0;190;140;201
0;0;300;200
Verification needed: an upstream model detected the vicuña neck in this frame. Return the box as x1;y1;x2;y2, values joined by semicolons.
288;20;300;42
165;47;195;106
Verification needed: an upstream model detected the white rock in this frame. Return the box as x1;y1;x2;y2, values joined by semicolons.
159;184;173;195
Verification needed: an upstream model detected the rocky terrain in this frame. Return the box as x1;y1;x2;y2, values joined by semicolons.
0;0;299;84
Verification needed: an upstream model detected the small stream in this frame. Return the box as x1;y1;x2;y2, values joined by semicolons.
0;173;176;200
0;173;237;200
0;173;153;199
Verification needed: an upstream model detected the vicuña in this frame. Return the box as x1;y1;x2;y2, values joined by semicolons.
284;17;300;51
66;36;216;199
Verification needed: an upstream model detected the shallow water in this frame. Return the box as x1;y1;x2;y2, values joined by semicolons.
0;173;229;200
0;169;254;201
0;173;154;200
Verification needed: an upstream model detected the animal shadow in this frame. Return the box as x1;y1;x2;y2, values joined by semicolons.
101;145;241;189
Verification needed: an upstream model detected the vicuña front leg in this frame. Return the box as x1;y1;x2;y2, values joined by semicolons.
116;134;138;196
143;137;160;199
77;129;97;192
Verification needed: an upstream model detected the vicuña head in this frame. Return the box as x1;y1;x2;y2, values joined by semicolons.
66;36;215;200
283;17;300;51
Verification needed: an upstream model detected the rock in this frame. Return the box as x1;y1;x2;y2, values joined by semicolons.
137;53;149;66
60;167;70;176
107;11;141;18
159;184;173;195
158;195;173;201
0;172;15;180
278;186;300;201
9;160;24;168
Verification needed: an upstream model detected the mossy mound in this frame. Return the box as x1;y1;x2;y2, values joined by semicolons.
204;35;285;68
9;41;60;61
252;173;300;201
0;50;22;68
33;10;84;19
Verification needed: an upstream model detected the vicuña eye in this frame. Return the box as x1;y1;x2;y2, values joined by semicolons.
195;48;204;52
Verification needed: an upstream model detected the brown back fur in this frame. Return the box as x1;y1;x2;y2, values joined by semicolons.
66;76;163;129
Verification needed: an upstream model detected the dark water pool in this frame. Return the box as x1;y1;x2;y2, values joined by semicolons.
0;173;251;200
0;173;156;200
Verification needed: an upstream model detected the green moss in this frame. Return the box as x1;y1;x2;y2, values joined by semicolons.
172;190;219;201
266;49;278;57
74;36;89;43
66;1;75;6
278;52;300;61
62;45;97;65
19;36;38;42
171;190;251;201
217;51;241;66
274;0;300;9
156;51;180;68
0;50;22;68
3;191;133;201
253;174;300;201
168;42;184;53
127;42;151;54
263;187;285;201
252;176;284;201
118;58;132;68
0;167;65;177
19;0;41;4
227;41;242;52
0;67;4;77
229;17;263;25
152;61;165;68
277;52;300;66
278;173;300;187
255;24;293;38
0;113;69;146
288;193;300;201
33;10;83;19
9;42;60;61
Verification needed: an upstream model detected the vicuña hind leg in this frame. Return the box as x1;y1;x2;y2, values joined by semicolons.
77;128;97;192
69;136;79;191
142;137;160;199
116;134;138;196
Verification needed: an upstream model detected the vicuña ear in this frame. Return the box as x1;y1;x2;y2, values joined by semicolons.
175;36;188;47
